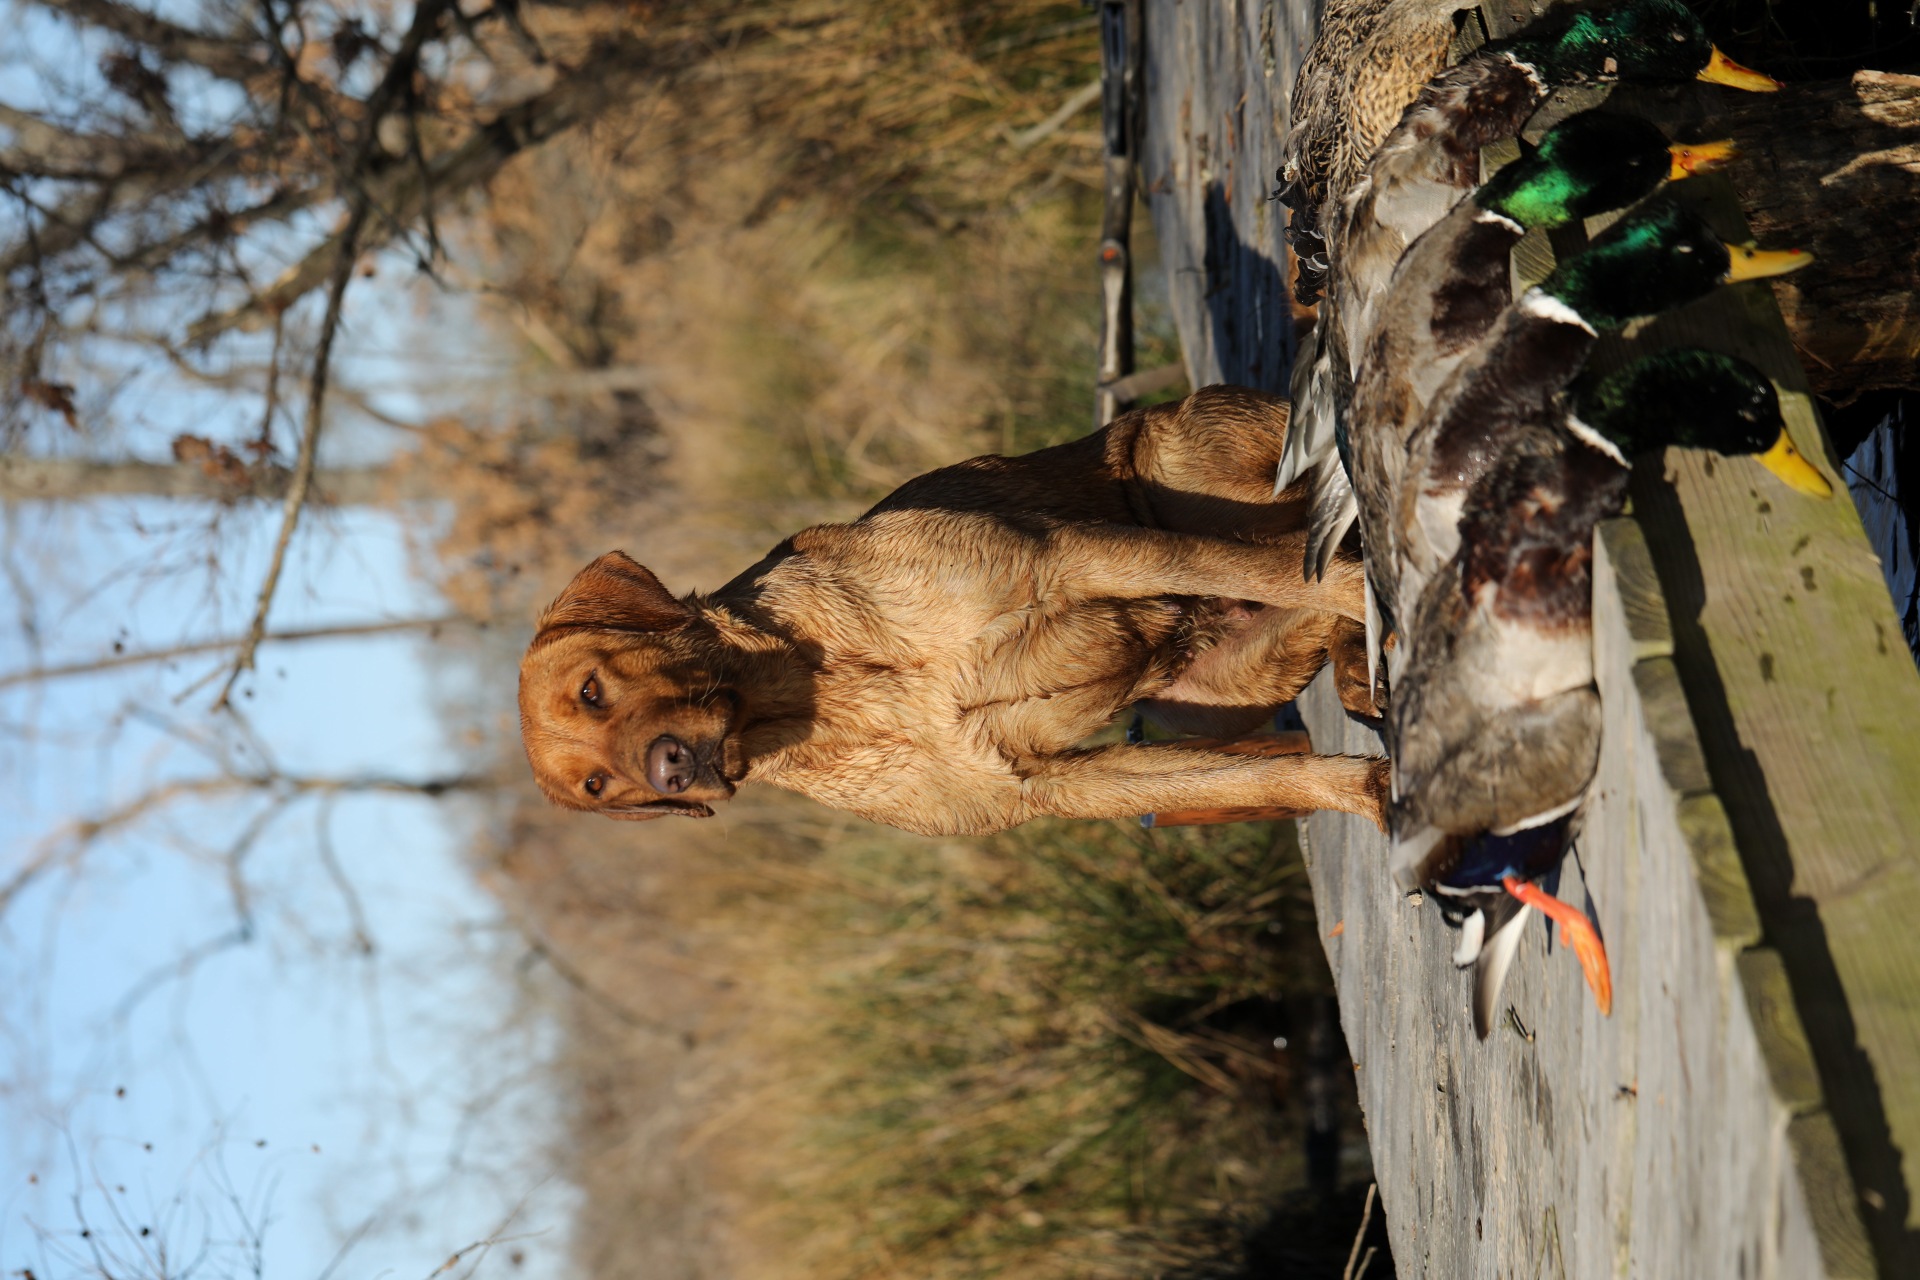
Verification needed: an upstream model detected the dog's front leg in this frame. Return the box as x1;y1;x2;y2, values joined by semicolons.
1017;743;1388;830
1041;526;1366;621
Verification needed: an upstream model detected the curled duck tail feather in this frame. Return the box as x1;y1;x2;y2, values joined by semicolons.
1471;896;1533;1040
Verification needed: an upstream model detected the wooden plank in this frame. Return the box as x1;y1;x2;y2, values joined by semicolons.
1137;0;1307;393
1603;82;1920;1266
1595;518;1674;663
1138;0;1906;1273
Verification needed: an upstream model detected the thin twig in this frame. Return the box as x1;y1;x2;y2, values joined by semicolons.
421;1187;548;1279
1008;79;1102;151
255;304;285;453
202;0;464;711
1343;1182;1378;1280
220;799;287;936
112;927;254;1023
314;796;375;955
314;1213;380;1280
213;194;370;712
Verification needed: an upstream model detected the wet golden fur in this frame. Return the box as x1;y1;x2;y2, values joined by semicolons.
519;385;1388;837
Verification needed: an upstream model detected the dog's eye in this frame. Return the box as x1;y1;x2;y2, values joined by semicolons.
584;773;608;797
580;675;603;707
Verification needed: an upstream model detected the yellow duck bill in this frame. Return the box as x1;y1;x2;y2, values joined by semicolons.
1698;46;1782;92
1758;430;1834;498
1668;138;1738;180
1723;243;1813;283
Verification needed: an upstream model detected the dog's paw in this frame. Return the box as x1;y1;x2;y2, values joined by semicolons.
1362;757;1392;833
1336;665;1383;720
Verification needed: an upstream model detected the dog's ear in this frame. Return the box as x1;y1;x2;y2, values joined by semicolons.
535;551;693;641
601;800;716;821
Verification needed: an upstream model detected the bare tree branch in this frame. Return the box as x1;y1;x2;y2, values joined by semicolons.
0;101;168;174
38;0;271;84
255;302;284;447
188;30;675;341
195;0;479;706
113;925;255;1021
0;450;421;502
108;178;325;275
0;769;488;919
422;1204;546;1279
0;135;240;274
315;796;375;955
0;616;477;690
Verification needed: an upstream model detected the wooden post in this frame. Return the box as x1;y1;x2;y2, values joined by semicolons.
1585;62;1920;1276
1094;0;1143;428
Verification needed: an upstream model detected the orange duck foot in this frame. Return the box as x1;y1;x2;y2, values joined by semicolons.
1502;873;1613;1017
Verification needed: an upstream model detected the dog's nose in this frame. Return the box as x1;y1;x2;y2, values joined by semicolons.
646;735;694;794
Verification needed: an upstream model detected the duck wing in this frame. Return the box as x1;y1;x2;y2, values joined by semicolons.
1283;35;1536;511
1303;451;1360;582
1388;529;1604;842
1346;49;1550;261
1392;294;1600;629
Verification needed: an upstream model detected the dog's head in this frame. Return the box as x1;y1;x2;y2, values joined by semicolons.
519;551;742;821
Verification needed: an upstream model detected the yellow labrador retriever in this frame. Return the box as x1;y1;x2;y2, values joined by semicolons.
519;384;1387;837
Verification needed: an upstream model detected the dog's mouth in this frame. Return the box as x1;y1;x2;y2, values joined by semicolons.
603;797;717;820
711;688;749;782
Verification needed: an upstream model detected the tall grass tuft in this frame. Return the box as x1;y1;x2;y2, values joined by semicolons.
702;815;1328;1280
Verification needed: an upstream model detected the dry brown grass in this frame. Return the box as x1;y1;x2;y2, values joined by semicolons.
477;787;1335;1280
703;815;1325;1280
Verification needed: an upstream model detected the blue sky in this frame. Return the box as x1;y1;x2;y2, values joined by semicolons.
0;421;579;1280
0;7;588;1270
0;498;578;1280
0;408;585;1280
0;63;580;1259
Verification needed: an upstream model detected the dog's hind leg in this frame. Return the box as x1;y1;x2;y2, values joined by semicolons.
1017;742;1389;830
1119;385;1315;537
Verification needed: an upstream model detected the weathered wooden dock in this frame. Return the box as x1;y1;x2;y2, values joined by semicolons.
1137;2;1920;1275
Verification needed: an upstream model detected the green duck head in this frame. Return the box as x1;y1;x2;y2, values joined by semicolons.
1504;0;1780;91
1570;348;1833;496
1477;110;1735;230
1538;195;1810;330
